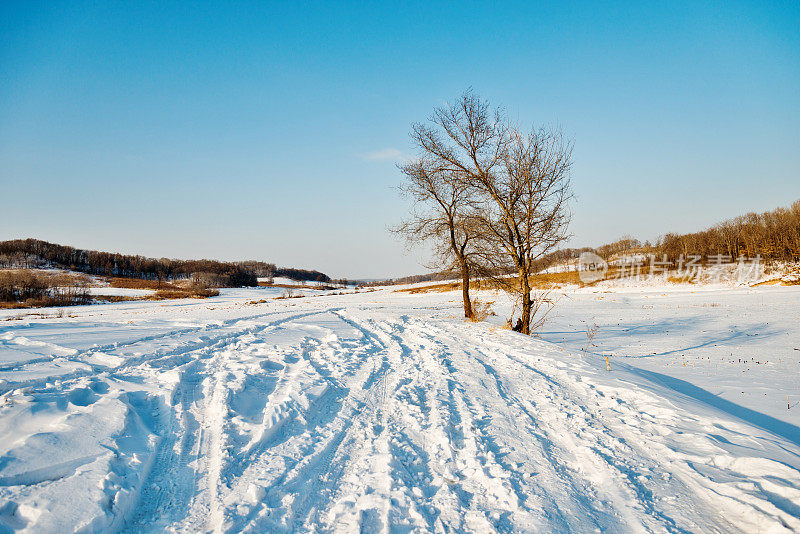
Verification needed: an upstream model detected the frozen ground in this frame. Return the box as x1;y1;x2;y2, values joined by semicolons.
534;285;800;431
0;284;799;532
86;287;156;298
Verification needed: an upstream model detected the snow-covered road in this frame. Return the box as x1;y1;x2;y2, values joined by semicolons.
1;287;799;532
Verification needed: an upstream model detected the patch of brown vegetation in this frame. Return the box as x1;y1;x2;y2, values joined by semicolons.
528;270;585;288
1;269;91;308
752;279;782;286
395;281;462;294
94;295;140;303
144;286;220;300
395;269;606;295
667;275;695;284
752;278;800;287
258;282;302;288
468;299;496;322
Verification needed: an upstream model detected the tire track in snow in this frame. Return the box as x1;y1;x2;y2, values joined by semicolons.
120;356;207;533
436;319;775;532
245;310;448;532
6;294;800;532
425;319;696;531
118;309;335;532
0;309;324;396
168;308;390;532
332;313;520;532
329;313;451;531
387;319;546;532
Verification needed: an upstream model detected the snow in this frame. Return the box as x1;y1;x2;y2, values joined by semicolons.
534;285;800;429
0;284;799;532
86;287;156;297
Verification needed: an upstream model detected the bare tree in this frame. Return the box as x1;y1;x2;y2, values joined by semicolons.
394;90;511;319
470;125;573;334
394;157;478;318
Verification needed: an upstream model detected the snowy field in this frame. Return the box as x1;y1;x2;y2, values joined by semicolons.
536;286;800;431
0;284;799;532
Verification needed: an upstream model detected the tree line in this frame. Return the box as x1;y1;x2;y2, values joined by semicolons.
236;262;330;283
395;91;572;334
367;271;460;287
0;239;330;286
530;200;800;275
655;200;800;263
534;201;800;270
272;267;331;283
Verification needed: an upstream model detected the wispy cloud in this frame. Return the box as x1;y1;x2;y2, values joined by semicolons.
361;148;409;162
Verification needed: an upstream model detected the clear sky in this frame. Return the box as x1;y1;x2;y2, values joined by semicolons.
1;1;798;278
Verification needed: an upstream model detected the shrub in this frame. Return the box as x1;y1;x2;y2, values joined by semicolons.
0;270;91;308
148;285;220;300
468;299;496;322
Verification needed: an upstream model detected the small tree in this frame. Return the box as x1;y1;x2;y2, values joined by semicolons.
395;158;478;318
470;125;573;334
394;90;510;320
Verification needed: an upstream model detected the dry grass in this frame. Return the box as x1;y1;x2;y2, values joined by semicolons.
145;286;220;300
751;279;782;287
396;281;462;294
394;263;706;295
760;277;800;286
468;299;496;322
528;270;585;288
258;281;303;288
395;269;606;295
94;295;140;303
103;276;219;300
258;281;338;290
1;301;45;309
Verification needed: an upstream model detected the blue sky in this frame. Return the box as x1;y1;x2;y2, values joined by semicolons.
1;1;798;278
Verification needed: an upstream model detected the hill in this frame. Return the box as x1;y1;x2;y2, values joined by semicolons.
0;238;330;286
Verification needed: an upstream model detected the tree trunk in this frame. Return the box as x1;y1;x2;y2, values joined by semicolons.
461;261;474;319
519;289;531;334
513;270;532;334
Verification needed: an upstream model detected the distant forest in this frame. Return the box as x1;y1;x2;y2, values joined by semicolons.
0;239;330;286
655;199;800;262
536;198;800;269
367;271;459;287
